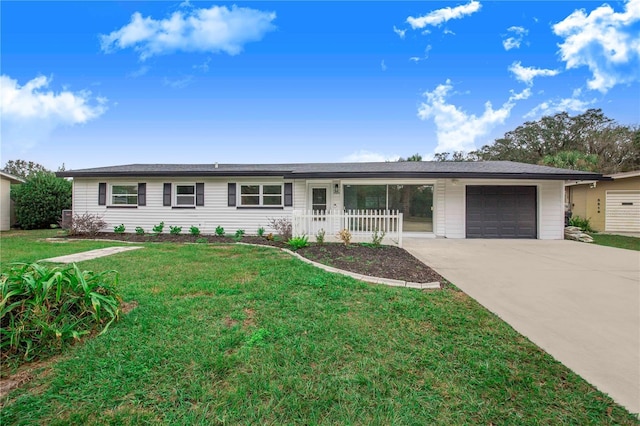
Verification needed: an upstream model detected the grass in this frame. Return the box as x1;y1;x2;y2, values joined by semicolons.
1;230;638;424
591;233;640;251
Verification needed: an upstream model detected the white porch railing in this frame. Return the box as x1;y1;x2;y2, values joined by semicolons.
292;209;404;247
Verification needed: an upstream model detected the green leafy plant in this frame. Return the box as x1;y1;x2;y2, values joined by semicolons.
169;225;182;235
152;222;165;234
234;229;245;241
569;216;594;232
0;262;121;365
215;226;225;237
287;235;309;251
337;228;352;246
315;228;326;245
11;171;72;229
257;227;265;238
189;226;201;236
66;213;107;237
113;224;126;234
371;229;386;247
135;227;145;235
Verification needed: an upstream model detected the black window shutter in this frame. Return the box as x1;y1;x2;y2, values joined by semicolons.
138;183;146;206
163;183;172;206
98;183;106;205
284;183;293;207
196;183;204;206
228;183;236;207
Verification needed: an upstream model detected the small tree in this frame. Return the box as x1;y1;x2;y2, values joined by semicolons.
11;172;72;229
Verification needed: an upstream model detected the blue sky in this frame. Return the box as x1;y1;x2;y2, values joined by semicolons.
1;0;639;170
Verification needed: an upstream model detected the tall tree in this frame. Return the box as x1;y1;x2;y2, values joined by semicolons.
2;160;49;179
475;109;640;173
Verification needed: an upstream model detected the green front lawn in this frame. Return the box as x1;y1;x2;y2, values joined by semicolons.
591;233;640;251
1;231;637;424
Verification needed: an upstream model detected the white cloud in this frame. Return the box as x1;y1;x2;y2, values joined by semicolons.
406;1;481;29
380;60;387;71
409;45;432;63
393;26;406;39
525;95;596;119
100;5;277;61
552;0;640;92
127;65;150;78
342;150;400;163
502;26;528;50
417;80;526;153
509;61;559;85
0;75;107;149
163;75;194;89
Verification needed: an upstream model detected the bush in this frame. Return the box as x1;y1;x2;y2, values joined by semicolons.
315;228;326;245
152;222;165;234
169;225;182;235
234;229;245;241
215;226;225;237
337;228;352;246
371;229;386;247
569;216;594;232
287;235;309;251
67;213;107;237
113;224;126;234
257;227;265;238
189;226;201;236
135;227;145;235
268;217;292;242
0;262;121;365
11;172;71;229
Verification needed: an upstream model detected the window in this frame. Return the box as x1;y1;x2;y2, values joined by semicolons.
240;184;283;207
176;184;196;206
111;184;138;205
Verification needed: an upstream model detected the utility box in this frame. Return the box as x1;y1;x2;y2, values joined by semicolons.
61;209;72;229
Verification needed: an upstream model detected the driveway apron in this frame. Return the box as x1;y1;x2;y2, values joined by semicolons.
403;238;640;415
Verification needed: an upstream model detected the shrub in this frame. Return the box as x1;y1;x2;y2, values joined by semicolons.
215;226;225;237
287;235;309;251
113;224;126;234
11;171;72;229
337;228;352;246
169;225;182;235
569;216;594;232
0;262;121;365
67;213;107;237
135;227;145;235
371;229;386;247
265;233;274;241
268;217;292;242
189;226;201;236
257;227;265;238
315;228;326;245
152;222;165;234
234;229;245;241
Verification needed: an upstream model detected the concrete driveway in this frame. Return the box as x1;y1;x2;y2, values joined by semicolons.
404;238;640;415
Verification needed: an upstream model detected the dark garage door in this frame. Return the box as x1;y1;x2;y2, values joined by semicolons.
466;186;537;238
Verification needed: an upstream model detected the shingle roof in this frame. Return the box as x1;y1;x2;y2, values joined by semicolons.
56;161;606;180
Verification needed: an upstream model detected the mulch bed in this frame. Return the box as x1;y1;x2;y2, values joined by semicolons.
66;232;443;284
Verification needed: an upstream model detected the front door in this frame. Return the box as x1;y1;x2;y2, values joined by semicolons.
311;186;329;213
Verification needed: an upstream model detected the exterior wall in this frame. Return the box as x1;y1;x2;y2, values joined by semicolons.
72;177;296;235
0;177;11;231
568;176;640;232
440;179;565;240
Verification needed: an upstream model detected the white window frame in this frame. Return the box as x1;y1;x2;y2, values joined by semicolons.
239;184;283;207
109;183;138;206
174;183;196;207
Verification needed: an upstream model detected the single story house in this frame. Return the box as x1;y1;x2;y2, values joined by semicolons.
566;170;640;234
57;161;605;241
0;171;25;231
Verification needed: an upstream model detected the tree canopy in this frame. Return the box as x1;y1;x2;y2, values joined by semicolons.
2;160;49;179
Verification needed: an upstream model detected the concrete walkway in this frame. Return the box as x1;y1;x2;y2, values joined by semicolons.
403;238;640;415
42;246;143;264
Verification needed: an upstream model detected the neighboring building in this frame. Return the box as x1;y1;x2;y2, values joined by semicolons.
57;161;605;240
0;171;25;231
566;170;640;234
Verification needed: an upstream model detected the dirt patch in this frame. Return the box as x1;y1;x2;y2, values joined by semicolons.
120;300;139;314
0;357;58;401
243;308;256;329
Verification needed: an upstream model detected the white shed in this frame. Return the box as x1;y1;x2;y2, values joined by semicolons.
0;171;25;231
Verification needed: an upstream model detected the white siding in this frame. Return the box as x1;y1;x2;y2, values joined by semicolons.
440;179;564;239
434;180;446;237
606;191;640;233
72;177;300;235
0;178;11;231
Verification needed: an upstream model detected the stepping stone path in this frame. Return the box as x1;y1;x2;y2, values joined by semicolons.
41;246;143;264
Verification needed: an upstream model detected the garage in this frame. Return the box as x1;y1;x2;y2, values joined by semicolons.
466;186;537;238
605;190;640;233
